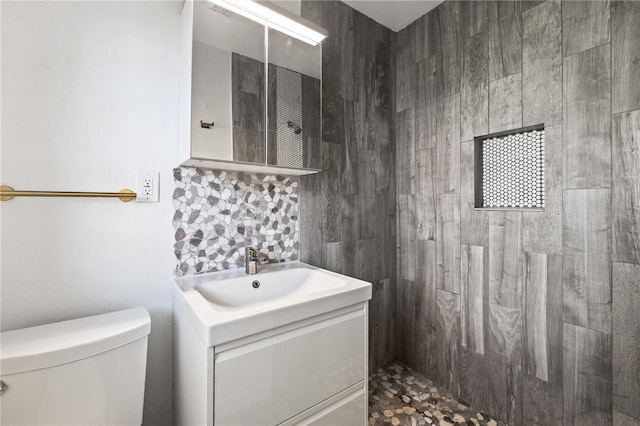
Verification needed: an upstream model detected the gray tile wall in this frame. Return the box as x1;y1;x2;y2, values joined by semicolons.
300;1;396;371
395;1;640;425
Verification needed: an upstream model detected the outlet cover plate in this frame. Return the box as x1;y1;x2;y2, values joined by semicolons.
137;170;159;203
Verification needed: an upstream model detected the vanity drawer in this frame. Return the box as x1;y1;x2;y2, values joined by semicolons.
214;309;365;426
305;387;364;426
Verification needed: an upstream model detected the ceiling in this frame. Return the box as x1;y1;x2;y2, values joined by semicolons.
340;0;445;32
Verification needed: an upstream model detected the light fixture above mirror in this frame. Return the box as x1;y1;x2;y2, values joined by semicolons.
207;0;328;46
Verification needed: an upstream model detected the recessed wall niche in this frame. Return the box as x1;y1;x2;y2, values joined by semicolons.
474;125;545;210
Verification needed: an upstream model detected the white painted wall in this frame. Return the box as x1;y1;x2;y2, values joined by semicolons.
0;2;181;424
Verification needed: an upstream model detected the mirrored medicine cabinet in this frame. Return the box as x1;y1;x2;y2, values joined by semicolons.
178;0;326;175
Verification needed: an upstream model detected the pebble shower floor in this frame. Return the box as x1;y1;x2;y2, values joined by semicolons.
368;363;506;426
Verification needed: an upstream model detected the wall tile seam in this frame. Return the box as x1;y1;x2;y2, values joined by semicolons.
609;13;614;288
612;107;640;117
561;318;613;336
611;260;640;267
521;249;561;256
521;0;552;18
488;72;520;85
561;40;612;61
614;411;640;425
561;0;611;59
560;187;612;192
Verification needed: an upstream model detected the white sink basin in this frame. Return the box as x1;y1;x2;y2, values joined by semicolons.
193;267;348;310
173;262;371;346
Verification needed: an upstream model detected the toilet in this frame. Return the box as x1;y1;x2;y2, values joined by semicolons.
0;307;151;425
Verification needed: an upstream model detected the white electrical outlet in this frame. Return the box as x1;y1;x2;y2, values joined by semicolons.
137;170;159;203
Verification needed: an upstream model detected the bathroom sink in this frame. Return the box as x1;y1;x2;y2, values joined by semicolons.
173;262;371;346
193;267;348;310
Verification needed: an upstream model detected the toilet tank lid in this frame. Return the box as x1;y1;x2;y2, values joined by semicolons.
0;307;151;375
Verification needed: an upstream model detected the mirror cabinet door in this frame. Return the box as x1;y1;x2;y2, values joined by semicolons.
191;1;266;164
266;28;322;170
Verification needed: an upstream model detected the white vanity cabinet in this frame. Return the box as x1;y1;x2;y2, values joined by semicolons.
174;302;368;426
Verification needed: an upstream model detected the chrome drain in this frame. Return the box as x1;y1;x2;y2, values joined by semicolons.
251;280;260;289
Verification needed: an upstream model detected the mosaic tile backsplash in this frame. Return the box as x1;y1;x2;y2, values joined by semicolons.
172;167;299;276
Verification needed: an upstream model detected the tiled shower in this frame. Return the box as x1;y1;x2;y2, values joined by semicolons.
172;1;640;425
392;1;639;424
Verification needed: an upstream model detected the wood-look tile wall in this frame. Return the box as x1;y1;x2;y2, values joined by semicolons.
300;1;396;370
395;1;640;424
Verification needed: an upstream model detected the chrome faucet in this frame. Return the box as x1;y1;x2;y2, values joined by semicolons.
245;247;266;275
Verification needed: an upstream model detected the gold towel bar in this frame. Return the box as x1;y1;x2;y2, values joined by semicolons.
0;186;136;202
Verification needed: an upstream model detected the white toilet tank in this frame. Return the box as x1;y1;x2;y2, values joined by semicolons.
0;307;151;426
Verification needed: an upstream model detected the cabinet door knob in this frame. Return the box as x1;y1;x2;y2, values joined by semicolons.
0;381;8;395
